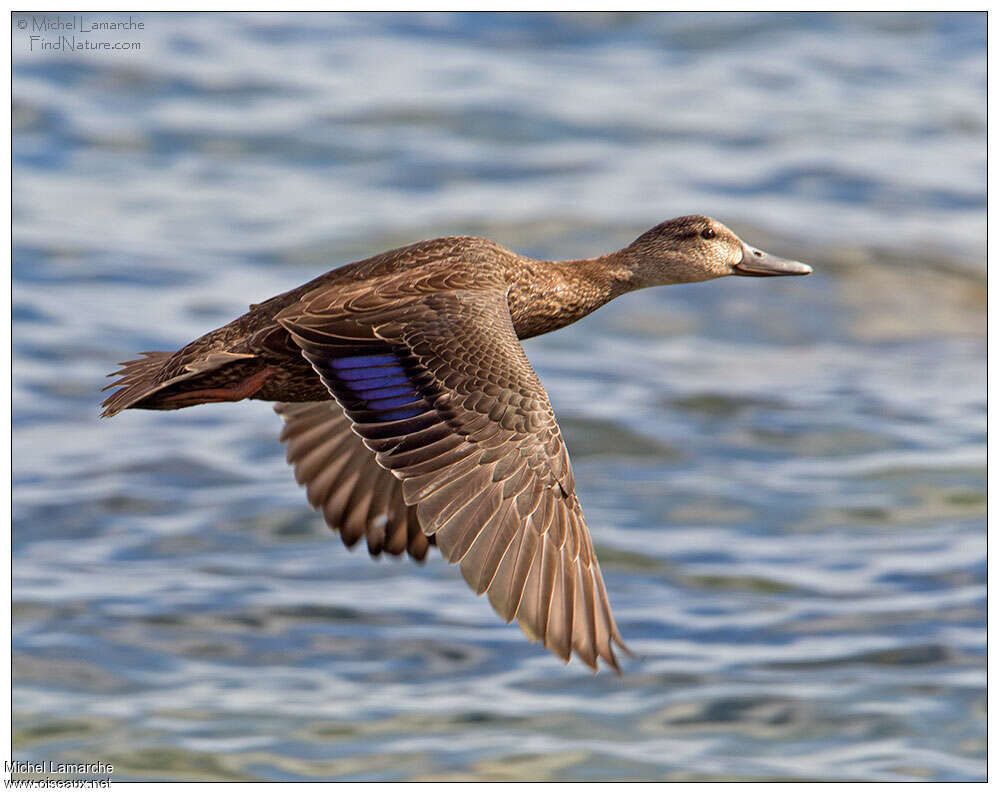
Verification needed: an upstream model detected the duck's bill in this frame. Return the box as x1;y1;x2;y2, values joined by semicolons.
733;245;813;277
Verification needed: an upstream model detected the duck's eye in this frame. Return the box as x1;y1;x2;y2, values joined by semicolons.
701;228;716;240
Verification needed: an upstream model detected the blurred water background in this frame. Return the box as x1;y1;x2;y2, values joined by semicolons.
12;12;985;782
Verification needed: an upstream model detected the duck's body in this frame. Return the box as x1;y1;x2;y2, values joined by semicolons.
103;235;629;413
103;215;811;672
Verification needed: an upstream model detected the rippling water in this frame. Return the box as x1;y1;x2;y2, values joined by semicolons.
12;12;985;782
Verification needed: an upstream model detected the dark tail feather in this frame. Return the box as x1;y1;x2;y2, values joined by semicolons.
101;351;174;417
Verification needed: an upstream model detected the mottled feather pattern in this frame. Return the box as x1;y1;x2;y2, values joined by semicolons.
101;229;697;671
103;220;812;672
278;289;628;671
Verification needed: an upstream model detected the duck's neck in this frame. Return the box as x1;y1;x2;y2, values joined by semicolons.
507;250;636;339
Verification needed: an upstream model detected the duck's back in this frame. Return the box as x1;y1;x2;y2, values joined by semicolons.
241;235;512;324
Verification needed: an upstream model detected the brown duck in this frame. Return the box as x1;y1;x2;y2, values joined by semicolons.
102;215;811;672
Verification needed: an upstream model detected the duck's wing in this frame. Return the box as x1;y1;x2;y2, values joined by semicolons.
274;400;432;560
277;289;628;672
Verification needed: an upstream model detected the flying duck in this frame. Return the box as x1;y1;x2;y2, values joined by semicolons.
102;215;812;672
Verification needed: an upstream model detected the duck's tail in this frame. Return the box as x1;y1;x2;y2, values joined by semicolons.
101;347;263;417
100;351;175;417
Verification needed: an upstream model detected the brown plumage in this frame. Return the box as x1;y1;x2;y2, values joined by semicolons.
102;215;811;672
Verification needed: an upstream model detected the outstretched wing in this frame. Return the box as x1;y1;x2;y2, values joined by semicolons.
275;401;432;560
278;289;628;671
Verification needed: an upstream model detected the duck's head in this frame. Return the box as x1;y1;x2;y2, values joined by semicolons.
623;214;812;287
